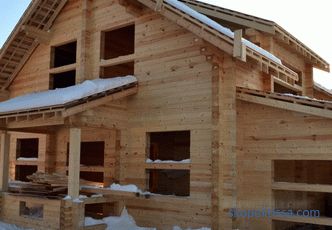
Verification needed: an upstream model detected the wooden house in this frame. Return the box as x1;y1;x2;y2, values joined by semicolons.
0;0;332;229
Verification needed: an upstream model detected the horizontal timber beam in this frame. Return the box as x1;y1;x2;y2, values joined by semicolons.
237;89;332;119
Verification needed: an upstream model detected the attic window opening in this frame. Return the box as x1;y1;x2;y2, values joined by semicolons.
51;41;77;68
15;165;38;182
50;70;76;89
16;138;39;159
100;62;134;79
101;24;135;60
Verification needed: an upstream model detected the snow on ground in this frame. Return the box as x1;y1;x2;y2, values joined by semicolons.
85;207;155;230
0;76;137;114
0;221;32;230
165;0;282;64
146;159;191;163
85;207;210;230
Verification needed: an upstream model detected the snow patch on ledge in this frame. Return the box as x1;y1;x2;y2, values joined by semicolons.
146;159;191;163
173;227;211;230
0;75;137;114
16;157;38;161
109;183;142;193
165;0;281;64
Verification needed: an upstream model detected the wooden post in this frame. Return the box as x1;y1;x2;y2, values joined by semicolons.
211;56;237;230
155;0;164;11
233;30;246;62
303;64;314;97
0;132;10;192
68;128;81;198
77;0;90;83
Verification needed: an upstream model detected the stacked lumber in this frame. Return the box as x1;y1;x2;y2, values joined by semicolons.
8;172;103;197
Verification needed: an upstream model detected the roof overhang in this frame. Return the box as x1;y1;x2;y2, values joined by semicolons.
237;87;332;119
314;83;332;98
0;0;68;90
0;82;138;131
180;0;330;72
136;0;299;83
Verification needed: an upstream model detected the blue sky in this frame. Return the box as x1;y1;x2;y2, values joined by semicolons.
1;0;332;88
0;0;31;46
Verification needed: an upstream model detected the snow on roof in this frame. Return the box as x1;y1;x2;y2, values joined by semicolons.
0;76;137;114
165;0;282;64
314;82;332;95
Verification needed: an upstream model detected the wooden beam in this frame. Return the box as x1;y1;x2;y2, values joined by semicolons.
100;54;136;68
62;85;138;117
0;132;10;191
273;216;332;226
49;63;76;74
68;128;81;198
233;29;246;62
21;25;51;44
155;0;164;11
272;182;332;193
237;92;332;119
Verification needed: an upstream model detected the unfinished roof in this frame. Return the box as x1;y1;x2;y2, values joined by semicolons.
137;0;299;83
0;0;68;90
314;82;332;97
237;87;332;119
0;76;138;129
0;0;300;91
180;0;330;72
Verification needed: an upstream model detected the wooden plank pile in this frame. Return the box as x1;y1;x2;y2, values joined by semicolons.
8;172;103;197
9;172;68;197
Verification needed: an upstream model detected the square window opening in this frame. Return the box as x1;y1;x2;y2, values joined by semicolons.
148;131;190;161
16;138;39;159
51;41;77;68
148;169;190;196
20;201;43;219
66;142;105;166
15;165;38;182
101;25;135;60
100;62;134;79
81;142;105;166
50;70;76;89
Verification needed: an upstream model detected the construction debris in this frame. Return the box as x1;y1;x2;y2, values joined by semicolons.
8;172;103;197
